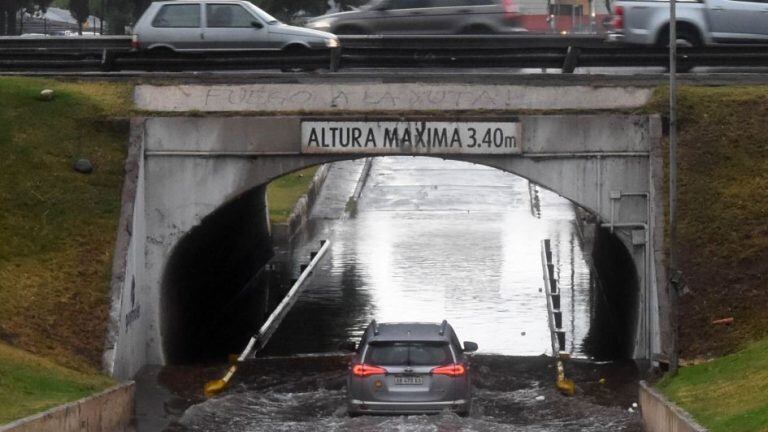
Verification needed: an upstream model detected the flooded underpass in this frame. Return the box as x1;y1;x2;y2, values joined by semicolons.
136;157;643;431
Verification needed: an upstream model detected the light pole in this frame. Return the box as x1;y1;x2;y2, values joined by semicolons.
668;0;679;376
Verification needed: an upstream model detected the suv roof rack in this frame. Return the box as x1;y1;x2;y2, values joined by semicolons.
371;319;379;335
438;319;448;336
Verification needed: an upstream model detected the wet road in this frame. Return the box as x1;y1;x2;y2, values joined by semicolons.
147;157;642;431
166;354;641;431
265;156;595;357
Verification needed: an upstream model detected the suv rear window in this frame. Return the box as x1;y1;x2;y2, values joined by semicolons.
152;4;201;28
365;342;453;366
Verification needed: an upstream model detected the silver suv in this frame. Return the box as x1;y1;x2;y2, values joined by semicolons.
131;0;339;52
306;0;524;35
343;320;478;416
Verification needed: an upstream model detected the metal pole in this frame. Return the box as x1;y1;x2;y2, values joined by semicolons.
668;0;679;376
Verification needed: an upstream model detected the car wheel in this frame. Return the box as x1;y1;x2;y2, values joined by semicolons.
147;47;175;57
459;24;495;34
657;26;701;72
281;45;313;72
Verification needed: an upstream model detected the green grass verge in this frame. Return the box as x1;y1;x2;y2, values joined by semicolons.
266;167;319;224
644;86;768;358
0;77;131;374
646;85;768;432
0;341;114;424
658;337;768;432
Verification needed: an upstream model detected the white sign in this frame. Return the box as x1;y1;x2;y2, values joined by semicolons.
301;121;522;155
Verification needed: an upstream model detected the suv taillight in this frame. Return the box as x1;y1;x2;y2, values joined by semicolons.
612;6;624;30
502;0;519;20
431;363;466;377
352;364;387;377
131;34;140;50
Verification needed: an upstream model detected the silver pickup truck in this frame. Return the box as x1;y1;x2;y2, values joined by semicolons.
607;0;768;47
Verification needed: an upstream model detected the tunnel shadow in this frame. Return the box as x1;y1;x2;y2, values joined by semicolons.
162;185;274;364
583;226;639;360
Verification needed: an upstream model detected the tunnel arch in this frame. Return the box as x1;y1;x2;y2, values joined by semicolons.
159;155;642;364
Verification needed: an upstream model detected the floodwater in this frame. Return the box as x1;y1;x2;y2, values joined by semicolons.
154;157;642;432
264;156;595;357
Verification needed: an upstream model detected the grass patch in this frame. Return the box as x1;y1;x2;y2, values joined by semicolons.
658;337;768;432
644;86;768;357
0;341;114;424
266;167;319;224
0;77;132;372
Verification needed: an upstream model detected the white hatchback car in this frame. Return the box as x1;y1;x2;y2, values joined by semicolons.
131;0;339;53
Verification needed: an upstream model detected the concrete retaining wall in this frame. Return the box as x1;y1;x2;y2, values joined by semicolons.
103;120;150;380
0;382;135;432
639;381;708;432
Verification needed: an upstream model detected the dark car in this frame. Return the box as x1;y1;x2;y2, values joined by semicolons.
343;320;478;416
305;0;525;35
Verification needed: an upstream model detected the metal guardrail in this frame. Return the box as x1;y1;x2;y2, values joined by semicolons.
0;35;767;72
0;35;132;52
204;239;331;397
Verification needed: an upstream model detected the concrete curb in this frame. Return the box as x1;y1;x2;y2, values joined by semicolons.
350;158;373;203
0;382;135;432
639;381;708;432
275;163;330;242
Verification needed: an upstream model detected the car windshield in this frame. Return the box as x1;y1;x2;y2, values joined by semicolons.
365;342;453;366
244;3;280;24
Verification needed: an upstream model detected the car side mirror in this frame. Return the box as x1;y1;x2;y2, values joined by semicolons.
338;341;357;352
251;21;263;29
463;341;478;353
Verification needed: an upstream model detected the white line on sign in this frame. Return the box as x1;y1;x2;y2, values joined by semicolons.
301;121;522;155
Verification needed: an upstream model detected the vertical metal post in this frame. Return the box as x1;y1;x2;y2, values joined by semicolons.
668;0;679;376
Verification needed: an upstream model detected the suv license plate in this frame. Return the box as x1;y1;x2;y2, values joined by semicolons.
395;376;423;385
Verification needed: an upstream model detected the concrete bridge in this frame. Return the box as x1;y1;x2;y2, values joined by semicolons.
105;78;667;379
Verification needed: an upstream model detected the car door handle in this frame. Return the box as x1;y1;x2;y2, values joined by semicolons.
710;6;724;10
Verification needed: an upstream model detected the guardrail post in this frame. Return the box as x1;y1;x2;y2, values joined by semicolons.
547;263;555;281
100;49;116;72
330;47;341;72
556;330;566;351
562;46;580;74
